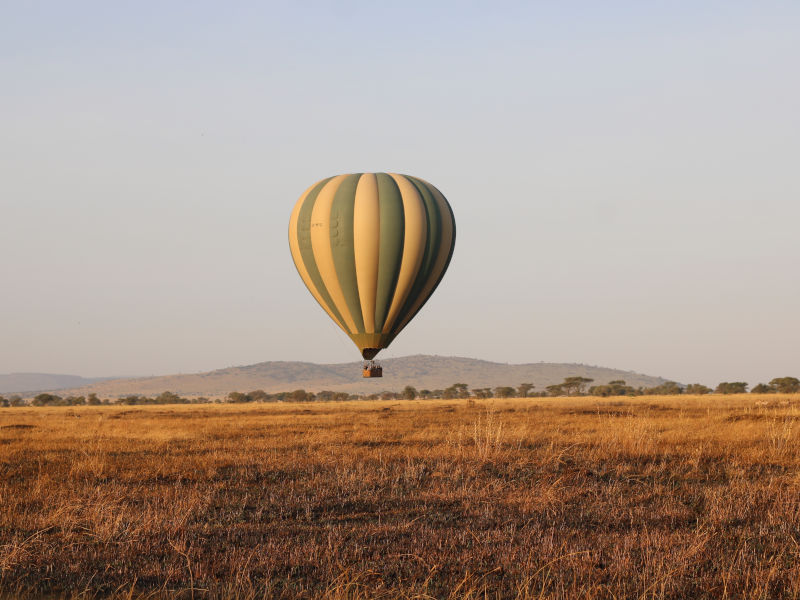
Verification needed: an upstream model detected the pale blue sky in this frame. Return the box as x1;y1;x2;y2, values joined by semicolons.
1;1;798;385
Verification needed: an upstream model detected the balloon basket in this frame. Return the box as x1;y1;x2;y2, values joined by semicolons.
362;361;382;378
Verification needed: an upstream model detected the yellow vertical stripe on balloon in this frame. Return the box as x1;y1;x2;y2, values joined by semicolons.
353;174;380;334
392;183;455;334
288;183;350;334
382;174;428;334
310;175;359;334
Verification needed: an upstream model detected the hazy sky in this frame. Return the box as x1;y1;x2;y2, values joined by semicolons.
2;1;798;386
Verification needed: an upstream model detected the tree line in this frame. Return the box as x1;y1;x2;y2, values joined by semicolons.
2;376;797;407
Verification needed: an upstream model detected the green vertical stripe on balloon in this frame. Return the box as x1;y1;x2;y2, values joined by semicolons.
296;177;348;329
396;180;456;333
329;173;365;334
433;187;457;292
386;176;442;334
441;189;456;272
374;173;405;332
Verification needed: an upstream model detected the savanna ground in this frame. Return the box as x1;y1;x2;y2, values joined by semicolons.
1;395;799;599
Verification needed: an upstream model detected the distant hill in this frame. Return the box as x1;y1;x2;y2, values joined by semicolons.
0;373;111;395
45;355;671;399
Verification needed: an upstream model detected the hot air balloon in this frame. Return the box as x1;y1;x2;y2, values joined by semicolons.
288;173;456;377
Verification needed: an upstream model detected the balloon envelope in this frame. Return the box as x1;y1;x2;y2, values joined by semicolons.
288;173;456;359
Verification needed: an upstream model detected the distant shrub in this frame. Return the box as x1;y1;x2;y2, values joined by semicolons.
32;393;64;407
120;395;148;405
685;384;712;395
289;389;313;402
443;383;469;399
643;382;684;395
750;383;775;394
226;392;250;403
517;383;535;398
589;380;639;397
716;382;748;394
770;377;800;394
248;390;272;402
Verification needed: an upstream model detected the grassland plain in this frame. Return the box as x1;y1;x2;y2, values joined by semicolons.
1;395;799;599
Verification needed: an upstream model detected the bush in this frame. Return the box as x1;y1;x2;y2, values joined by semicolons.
32;393;64;407
547;377;595;396
248;390;272;402
750;383;774;394
716;382;748;394
289;390;313;402
769;377;800;394
643;382;684;395
227;391;250;403
156;391;185;404
120;395;148;405
443;383;469;399
685;384;712;395
589;380;638;397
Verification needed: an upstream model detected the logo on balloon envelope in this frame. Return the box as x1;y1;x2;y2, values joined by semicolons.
288;173;456;368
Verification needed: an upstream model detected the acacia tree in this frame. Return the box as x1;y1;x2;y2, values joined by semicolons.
685;384;712;395
588;380;638;397
289;389;314;402
248;390;271;402
120;395;147;405
751;383;774;394
517;383;535;398
444;383;469;399
227;391;249;403
716;382;748;394
644;382;684;395
561;377;594;396
494;386;516;398
770;377;800;393
402;385;418;400
157;391;184;404
32;393;63;406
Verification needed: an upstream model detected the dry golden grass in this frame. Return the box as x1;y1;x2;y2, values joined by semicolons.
1;394;799;599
